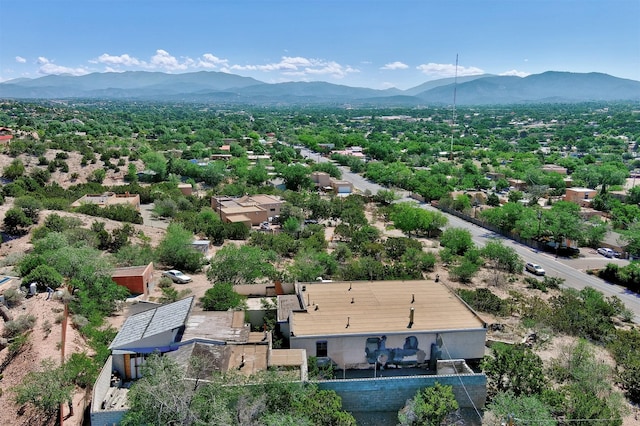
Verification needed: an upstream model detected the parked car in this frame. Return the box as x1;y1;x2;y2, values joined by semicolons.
162;270;192;284
525;262;546;276
597;247;616;258
260;221;271;230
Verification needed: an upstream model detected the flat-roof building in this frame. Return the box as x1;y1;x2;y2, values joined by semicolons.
281;280;487;370
211;194;283;226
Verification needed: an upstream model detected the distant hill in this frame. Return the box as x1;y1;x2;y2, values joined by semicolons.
1;70;639;105
416;72;640;104
403;74;493;96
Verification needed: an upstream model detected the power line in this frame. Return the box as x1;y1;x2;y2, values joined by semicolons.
439;335;483;422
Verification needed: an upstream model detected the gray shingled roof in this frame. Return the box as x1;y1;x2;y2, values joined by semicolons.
109;297;194;350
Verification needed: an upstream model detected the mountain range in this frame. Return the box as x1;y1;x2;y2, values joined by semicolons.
1;71;639;106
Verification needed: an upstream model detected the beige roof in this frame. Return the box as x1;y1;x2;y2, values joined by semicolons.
182;310;249;343
222;206;264;215
291;280;485;337
237;194;281;205
269;349;306;367
111;264;151;277
226;214;252;223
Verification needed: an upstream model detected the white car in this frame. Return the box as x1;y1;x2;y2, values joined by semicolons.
525;262;545;276
597;247;615;258
162;270;192;284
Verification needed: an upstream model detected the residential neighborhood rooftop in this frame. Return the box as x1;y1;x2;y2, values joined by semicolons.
109;297;194;350
290;280;486;337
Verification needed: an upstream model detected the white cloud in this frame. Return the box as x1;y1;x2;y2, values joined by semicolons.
230;56;358;79
15;56;26;63
36;56;89;76
96;53;142;66
381;61;409;70
500;69;530;77
149;49;190;71
416;62;484;78
198;53;228;69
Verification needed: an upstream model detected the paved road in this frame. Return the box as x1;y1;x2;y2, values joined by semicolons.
426;205;640;323
299;147;385;195
297;146;640;323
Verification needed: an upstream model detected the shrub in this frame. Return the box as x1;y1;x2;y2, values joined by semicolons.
525;277;548;293
398;382;459;426
22;264;64;291
157;276;173;289
3;314;36;337
457;288;510;316
450;259;480;283
72;315;90;329
3;287;24;307
64;353;99;388
200;282;245;311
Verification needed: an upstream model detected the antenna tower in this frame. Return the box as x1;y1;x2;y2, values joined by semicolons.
450;54;459;161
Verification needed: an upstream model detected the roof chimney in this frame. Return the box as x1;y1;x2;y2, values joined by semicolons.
346;316;350;328
408;307;415;329
411;293;415;303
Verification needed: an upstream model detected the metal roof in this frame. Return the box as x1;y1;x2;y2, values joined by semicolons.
109;297;194;349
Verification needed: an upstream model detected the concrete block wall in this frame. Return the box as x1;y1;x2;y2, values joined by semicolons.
90;356;128;425
90;409;127;426
317;373;486;413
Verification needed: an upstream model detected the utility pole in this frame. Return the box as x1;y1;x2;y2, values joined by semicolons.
450;54;458;162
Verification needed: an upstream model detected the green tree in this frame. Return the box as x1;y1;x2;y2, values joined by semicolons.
22;264;64;291
549;339;626;425
397;382;459;426
3;207;32;234
482;343;546;397
508;190;524;203
581;216;609;248
141;151;167;180
280;163;312;191
282;216;301;234
440;227;474;255
207;245;277;285
3;158;26;180
13;359;75;416
88;168;106;184
608;329;640;403
156;223;205;272
200;282;245;311
481;239;524;285
486;392;556;426
621;221;640;256
121;354;233;426
481;202;526;233
450;258;480;283
289;249;338;282
247;162;269;186
545;202;584;254
14;195;43;223
486;192;500;207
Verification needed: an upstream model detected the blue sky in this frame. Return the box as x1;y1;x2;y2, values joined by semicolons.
1;0;639;89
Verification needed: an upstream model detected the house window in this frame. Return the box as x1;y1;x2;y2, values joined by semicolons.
270;208;275;212
316;340;328;357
